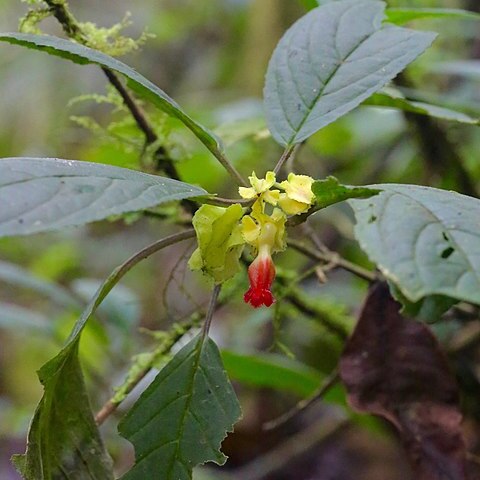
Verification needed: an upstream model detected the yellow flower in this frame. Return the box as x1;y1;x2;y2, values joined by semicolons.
241;201;286;309
278;173;315;215
239;171;279;206
241;199;286;253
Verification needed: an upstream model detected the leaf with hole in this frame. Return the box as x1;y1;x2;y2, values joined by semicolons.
0;33;223;156
0;157;207;237
349;184;480;305
118;334;241;480
264;0;436;146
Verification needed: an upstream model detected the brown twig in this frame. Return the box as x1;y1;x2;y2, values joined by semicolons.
274;143;301;175
287;238;377;283
263;369;340;431
43;0;184;181
233;417;350;480
95;314;202;425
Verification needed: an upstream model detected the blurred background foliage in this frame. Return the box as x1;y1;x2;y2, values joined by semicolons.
0;0;479;478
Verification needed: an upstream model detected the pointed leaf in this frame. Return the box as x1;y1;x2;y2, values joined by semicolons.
12;341;114;479
12;231;194;478
349;184;480;305
339;282;468;479
386;7;480;25
118;334;241;480
364;90;480;125
264;0;436;146
0;33;223;155
0;157;206;237
312;176;379;209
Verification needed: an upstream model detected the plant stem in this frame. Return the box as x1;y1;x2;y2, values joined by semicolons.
95;314;201;425
201;284;221;340
287;238;377;283
234;417;349;480
201;196;252;207
213;150;249;187
43;0;248;188
263;369;340;431
43;0;183;182
273;144;301;175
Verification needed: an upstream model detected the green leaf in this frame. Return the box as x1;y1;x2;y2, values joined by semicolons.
189;204;245;284
349;184;480;305
0;33;223;156
0;157;207;237
12;341;114;479
385;8;480;25
264;0;436;146
313;176;379;209
364;89;480;125
0;260;80;308
118;334;241;480
298;0;322;10
13;230;194;478
222;350;322;397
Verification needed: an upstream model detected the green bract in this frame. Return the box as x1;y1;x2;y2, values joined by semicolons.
189;204;245;284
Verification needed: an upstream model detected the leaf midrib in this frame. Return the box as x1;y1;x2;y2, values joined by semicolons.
286;5;376;145
166;337;205;479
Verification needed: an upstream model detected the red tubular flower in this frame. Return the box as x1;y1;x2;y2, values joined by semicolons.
244;245;276;308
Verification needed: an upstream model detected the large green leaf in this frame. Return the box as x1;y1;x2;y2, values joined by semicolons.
0;33;223;155
349;184;480;305
264;0;436;146
12;341;114;479
0;158;206;237
118;334;241;480
385;7;480;25
12;230;195;479
364;89;480;125
222;350;321;397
